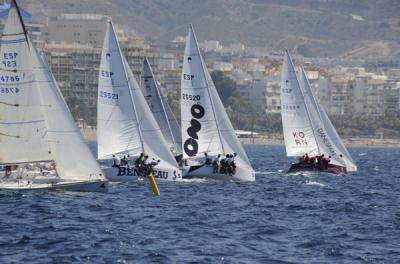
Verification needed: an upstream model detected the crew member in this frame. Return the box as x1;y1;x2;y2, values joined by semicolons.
204;152;212;165
112;155;121;168
212;154;221;173
317;154;325;169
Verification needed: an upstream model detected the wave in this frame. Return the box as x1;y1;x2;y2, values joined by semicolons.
306;180;326;187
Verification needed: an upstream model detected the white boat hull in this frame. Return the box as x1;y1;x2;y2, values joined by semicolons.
183;164;255;182
0;180;108;193
102;165;184;182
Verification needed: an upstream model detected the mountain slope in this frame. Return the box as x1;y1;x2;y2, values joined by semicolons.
20;0;400;57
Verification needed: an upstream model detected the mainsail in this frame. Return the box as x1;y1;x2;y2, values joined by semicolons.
281;51;319;157
140;57;182;155
97;20;141;159
181;25;252;171
281;51;357;171
0;0;104;181
97;20;178;170
0;0;52;164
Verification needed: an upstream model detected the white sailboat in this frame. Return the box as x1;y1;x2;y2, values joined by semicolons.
97;20;182;181
0;0;108;192
281;51;357;175
180;25;255;181
140;57;182;156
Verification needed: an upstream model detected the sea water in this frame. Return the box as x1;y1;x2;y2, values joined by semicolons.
0;144;399;263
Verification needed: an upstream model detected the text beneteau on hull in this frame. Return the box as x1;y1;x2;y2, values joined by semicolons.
0;0;108;192
97;20;183;182
281;51;357;175
180;25;255;181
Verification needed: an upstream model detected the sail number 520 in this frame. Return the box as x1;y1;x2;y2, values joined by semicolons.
182;93;200;101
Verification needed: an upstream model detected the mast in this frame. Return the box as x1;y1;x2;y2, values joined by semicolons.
10;0;29;47
190;25;226;155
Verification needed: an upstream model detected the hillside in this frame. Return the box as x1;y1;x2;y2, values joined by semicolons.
20;0;400;58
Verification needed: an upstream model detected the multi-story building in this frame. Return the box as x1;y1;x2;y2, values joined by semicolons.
265;76;281;113
44;43;101;115
41;14;159;125
42;14;108;48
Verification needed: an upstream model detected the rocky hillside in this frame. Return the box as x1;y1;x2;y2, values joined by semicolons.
20;0;400;58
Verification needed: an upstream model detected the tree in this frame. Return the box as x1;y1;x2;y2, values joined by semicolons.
210;70;238;106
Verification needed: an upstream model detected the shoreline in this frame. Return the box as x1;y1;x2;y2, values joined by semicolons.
81;128;400;148
238;135;400;148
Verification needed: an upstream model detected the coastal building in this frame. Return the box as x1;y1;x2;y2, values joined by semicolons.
41;14;159;125
42;14;108;48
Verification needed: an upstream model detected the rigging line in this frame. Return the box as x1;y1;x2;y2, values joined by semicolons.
0;68;18;73
0;101;18;107
206;136;214;153
1;32;25;37
0;132;20;138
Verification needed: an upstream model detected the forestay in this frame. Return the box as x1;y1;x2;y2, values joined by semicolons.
299;67;357;171
98;20;178;170
140;57;182;155
281;51;319;157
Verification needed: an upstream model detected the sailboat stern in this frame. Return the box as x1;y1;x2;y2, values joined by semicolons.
55;180;109;193
184;162;255;182
288;162;347;176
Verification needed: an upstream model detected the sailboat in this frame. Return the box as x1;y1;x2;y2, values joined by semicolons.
0;0;108;192
281;51;357;175
97;20;182;181
180;25;255;181
140;57;182;157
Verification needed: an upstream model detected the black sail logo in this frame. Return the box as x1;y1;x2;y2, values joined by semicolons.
184;104;205;156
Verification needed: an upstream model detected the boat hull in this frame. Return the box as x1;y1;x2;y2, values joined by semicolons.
0;180;109;192
288;163;347;176
183;164;255;182
102;165;184;182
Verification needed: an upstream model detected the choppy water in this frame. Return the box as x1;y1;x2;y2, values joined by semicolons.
1;144;399;263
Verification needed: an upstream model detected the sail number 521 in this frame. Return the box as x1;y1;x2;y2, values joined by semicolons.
182;93;200;101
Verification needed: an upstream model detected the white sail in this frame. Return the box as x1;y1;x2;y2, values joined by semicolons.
281;51;319;157
98;20;179;171
299;67;357;171
0;0;52;164
203;59;252;168
181;25;253;178
97;20;142;159
140;57;182;155
123;55;179;169
181;25;224;159
0;0;104;183
32;46;104;181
